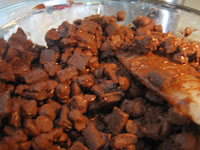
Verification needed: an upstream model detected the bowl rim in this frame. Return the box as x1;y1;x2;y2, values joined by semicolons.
1;0;200;15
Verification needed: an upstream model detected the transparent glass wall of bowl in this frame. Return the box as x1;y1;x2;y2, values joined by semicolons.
0;0;200;45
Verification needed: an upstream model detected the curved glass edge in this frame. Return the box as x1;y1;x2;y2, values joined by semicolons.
1;0;200;45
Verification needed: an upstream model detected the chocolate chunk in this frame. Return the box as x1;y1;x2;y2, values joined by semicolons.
58;105;72;129
0;61;15;82
68;109;88;131
120;98;147;117
0;38;7;56
146;90;164;104
26;81;47;92
172;133;197;150
117;11;126;21
12;129;28;142
61;50;72;63
79;20;98;34
77;74;95;89
39;103;56;120
32;133;53;150
2;136;19;150
71;82;82;96
69;141;88;150
24;119;40;136
22;100;37;117
118;76;130;91
40;49;60;64
84;94;96;103
105;23;119;36
70;95;88;113
24;68;48;84
45;28;60;46
104;107;129;134
111;133;137;149
57;67;78;82
56;83;70;100
44;62;61;77
35;115;54;132
82;123;105;150
22;91;47;101
126;120;138;135
166;108;190;126
19;141;32;150
0;92;11;117
10;99;21;127
68;52;89;71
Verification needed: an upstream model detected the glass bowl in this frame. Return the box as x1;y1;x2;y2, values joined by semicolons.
1;0;200;46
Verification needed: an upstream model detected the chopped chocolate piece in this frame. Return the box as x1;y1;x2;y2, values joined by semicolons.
44;62;62;77
47;80;58;91
24;119;40;136
10;99;21;127
35;115;54;132
57;105;72;129
184;27;192;37
26;81;47;92
57;67;78;82
104;107;129;134
0;92;11;117
166;108;190;125
120;98;147;117
2;136;19;150
0;38;7;56
39;103;56;120
32;133;53;150
24;68;48;84
87;57;99;70
71;82;82;96
56;83;70;100
162;37;181;54
140;122;161;140
100;91;122;105
68;52;89;71
19;141;32;150
22;91;47;101
5;47;19;62
70;94;88;113
104;63;119;83
10;57;30;76
172;133;197;150
117;11;126;21
61;50;72;63
146;90;164;104
77;74;95;89
22;100;37;117
45;28;60;46
85;14;100;22
76;31;94;44
84;94;96;103
12;129;28;142
68;109;88;131
118;75;130;91
69;141;88;150
0;61;15;82
40;49;60;64
82;122;105;150
126;120;138;135
79;20;98;34
133;16;156;29
111;133;137;149
105;23;119;36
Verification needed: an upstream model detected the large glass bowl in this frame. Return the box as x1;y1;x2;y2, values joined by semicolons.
0;0;200;46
